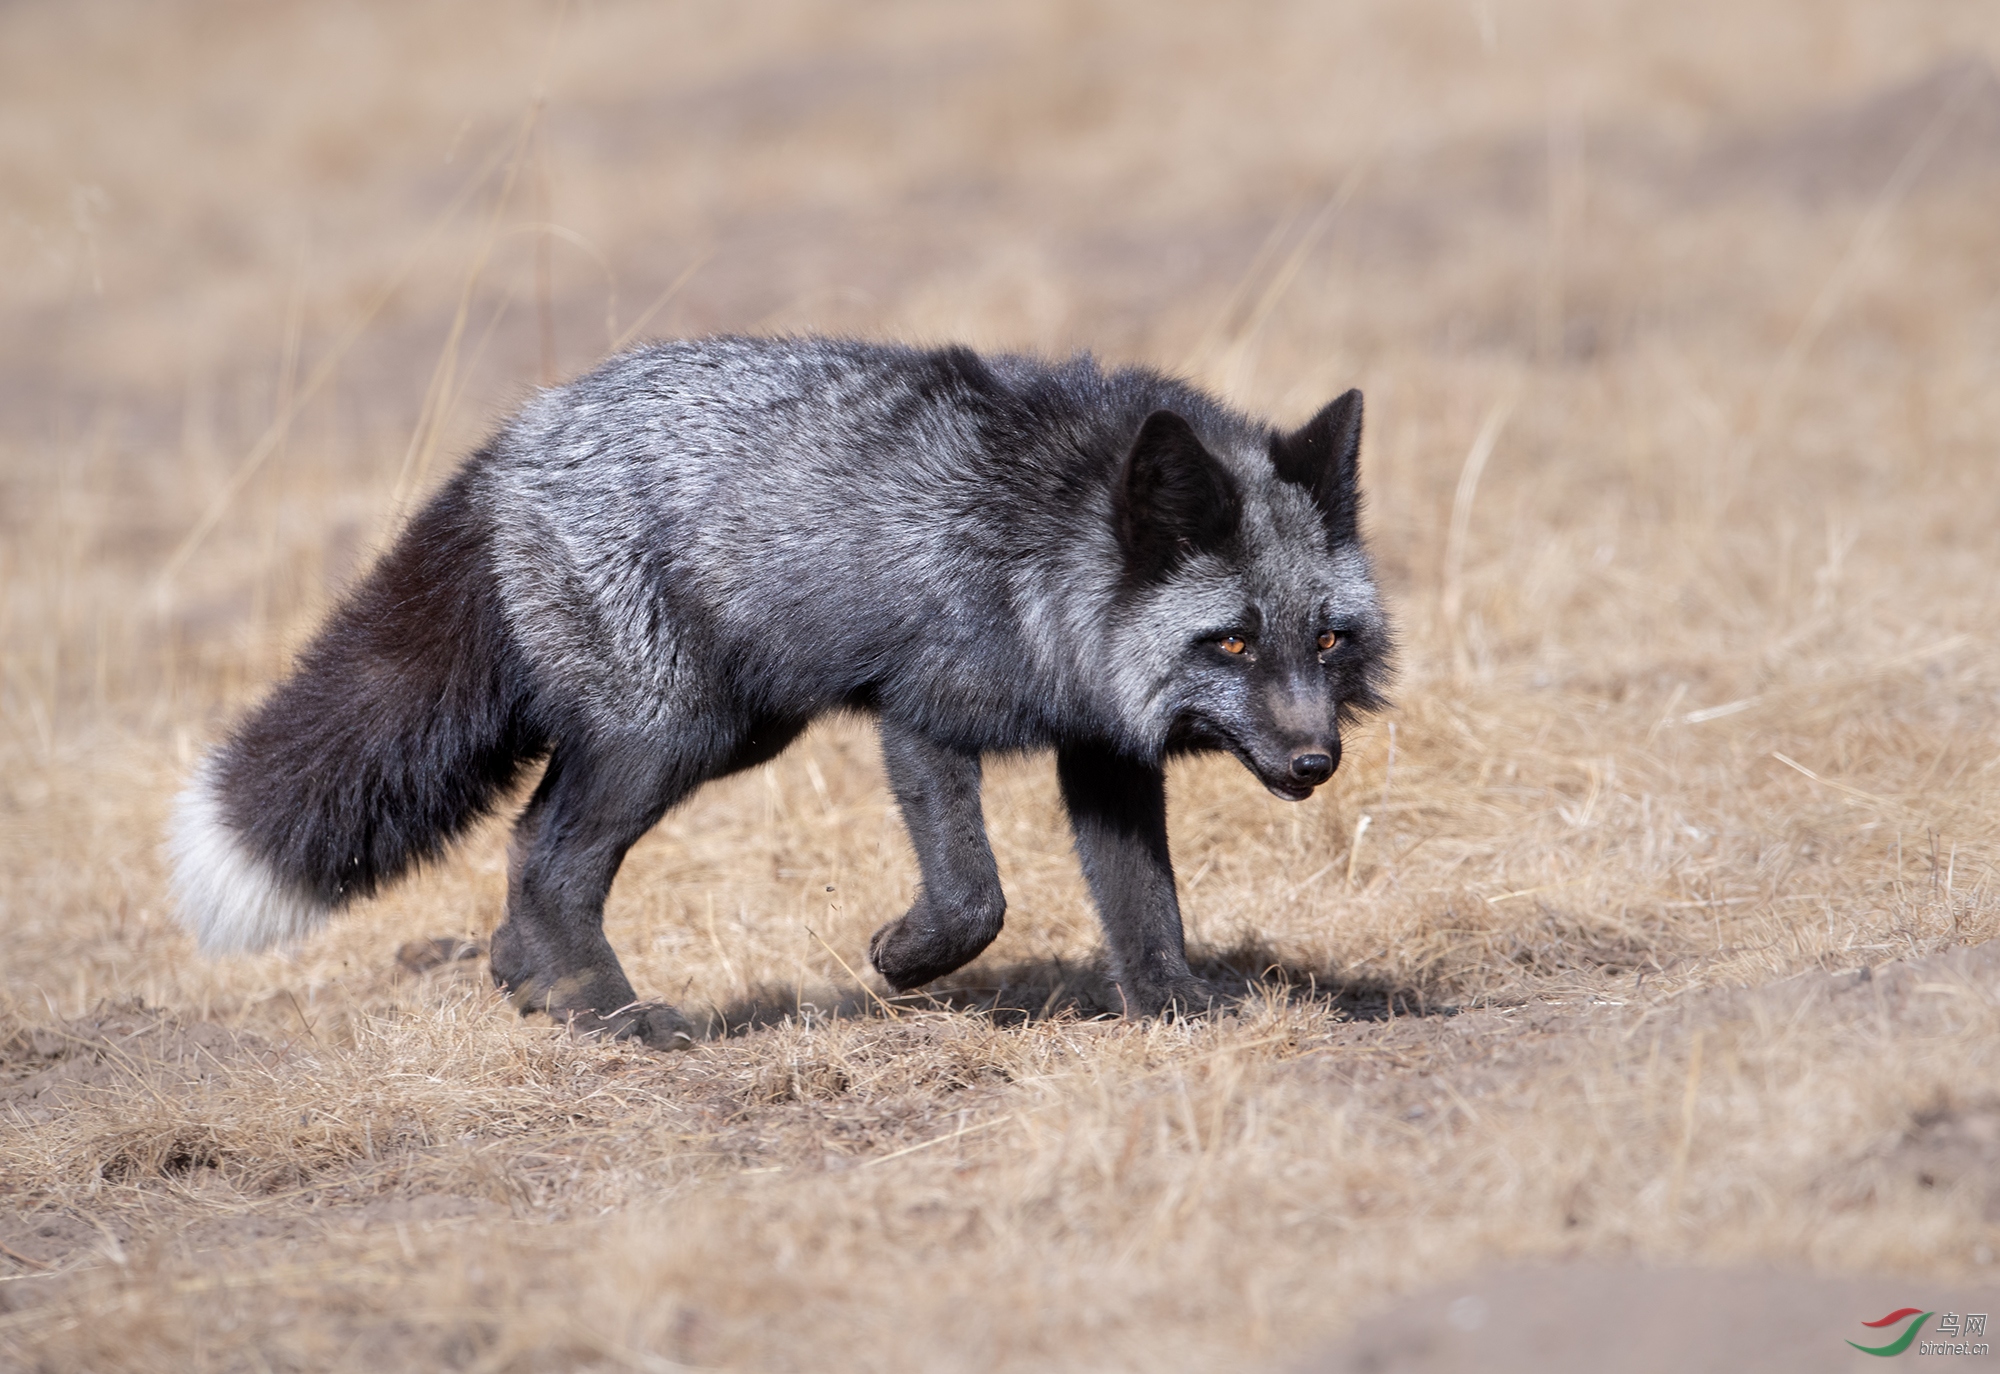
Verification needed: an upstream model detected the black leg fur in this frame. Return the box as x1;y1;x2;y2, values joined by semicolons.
868;719;1007;990
1056;744;1218;1018
489;736;701;1048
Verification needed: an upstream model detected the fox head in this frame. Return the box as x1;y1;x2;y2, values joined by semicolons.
1110;390;1391;799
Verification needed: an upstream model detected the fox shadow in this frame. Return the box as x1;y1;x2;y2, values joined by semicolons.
701;937;1455;1039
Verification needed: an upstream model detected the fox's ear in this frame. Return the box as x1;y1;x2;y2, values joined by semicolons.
1271;388;1363;541
1116;410;1243;583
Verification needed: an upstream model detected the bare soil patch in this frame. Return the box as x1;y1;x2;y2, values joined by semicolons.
1314;1264;1996;1373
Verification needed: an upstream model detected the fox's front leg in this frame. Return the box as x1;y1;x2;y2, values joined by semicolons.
1056;743;1217;1018
868;719;1007;990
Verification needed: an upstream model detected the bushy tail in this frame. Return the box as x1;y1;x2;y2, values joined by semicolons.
168;466;544;952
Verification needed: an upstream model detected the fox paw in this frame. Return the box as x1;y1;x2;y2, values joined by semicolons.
560;1002;696;1051
867;907;1001;991
1120;975;1225;1020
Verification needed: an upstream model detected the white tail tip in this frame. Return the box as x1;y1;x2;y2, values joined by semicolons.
166;760;327;953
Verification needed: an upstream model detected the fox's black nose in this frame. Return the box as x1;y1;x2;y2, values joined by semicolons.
1289;751;1334;785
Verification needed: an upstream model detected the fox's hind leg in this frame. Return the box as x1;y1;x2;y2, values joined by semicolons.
1057;744;1219;1018
489;734;702;1049
867;720;1007;991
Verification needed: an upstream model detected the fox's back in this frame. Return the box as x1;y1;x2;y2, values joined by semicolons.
477;337;1139;742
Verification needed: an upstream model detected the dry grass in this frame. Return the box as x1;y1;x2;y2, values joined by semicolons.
2;1;1998;1369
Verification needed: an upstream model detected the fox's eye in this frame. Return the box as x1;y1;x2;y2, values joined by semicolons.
1219;635;1247;655
1317;631;1339;651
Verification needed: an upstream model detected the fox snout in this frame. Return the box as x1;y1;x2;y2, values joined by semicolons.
1253;733;1338;800
1289;749;1335;786
1242;673;1341;799
1238;721;1340;802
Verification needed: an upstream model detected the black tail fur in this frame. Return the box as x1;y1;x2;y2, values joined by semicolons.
168;463;544;951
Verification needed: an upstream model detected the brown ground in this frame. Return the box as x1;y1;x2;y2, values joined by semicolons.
2;2;1997;1370
1313;1257;1996;1372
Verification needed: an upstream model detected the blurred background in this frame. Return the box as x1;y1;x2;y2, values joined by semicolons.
6;0;1998;728
6;0;1998;713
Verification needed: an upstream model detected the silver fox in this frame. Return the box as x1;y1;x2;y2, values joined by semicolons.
169;337;1392;1046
